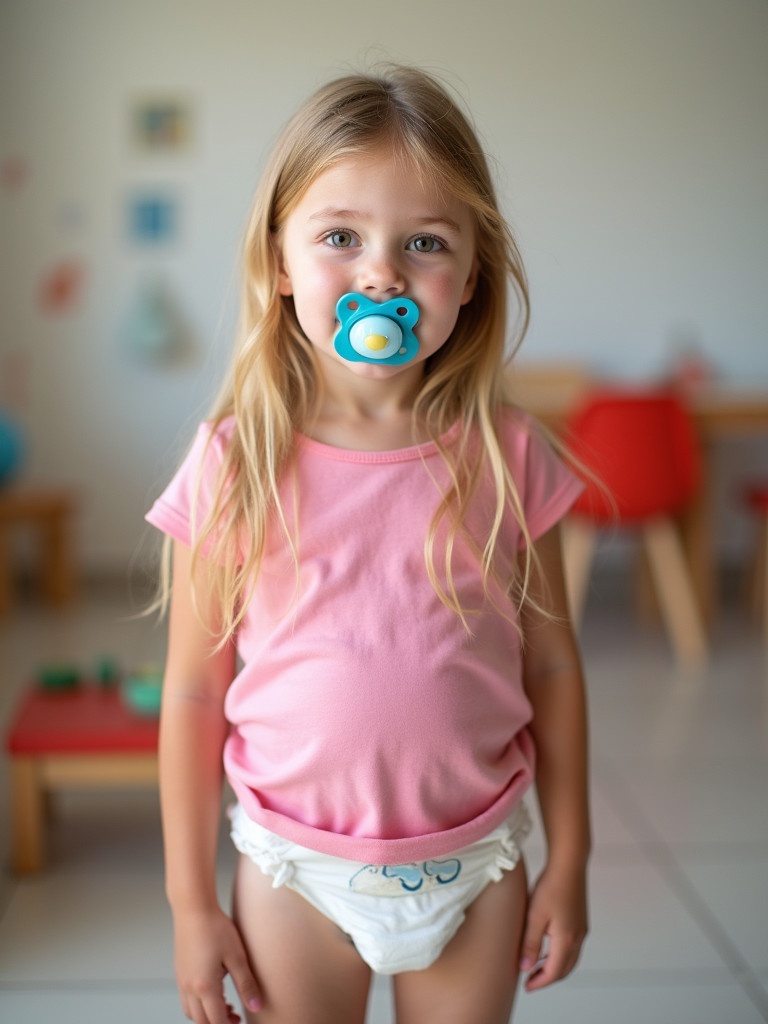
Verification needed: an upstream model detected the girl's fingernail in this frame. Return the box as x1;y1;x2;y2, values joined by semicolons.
520;956;533;971
248;997;263;1011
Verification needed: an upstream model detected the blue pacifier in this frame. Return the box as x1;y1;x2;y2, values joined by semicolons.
334;292;420;365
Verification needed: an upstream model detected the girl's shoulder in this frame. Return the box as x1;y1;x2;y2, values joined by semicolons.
494;402;580;493
167;414;237;494
458;403;556;477
146;415;237;546
180;414;238;474
495;402;552;455
197;413;237;449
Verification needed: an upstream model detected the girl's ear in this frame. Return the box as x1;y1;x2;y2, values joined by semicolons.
277;253;293;296
272;233;292;296
460;257;480;306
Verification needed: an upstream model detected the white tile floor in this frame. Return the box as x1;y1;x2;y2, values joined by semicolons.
1;575;767;1023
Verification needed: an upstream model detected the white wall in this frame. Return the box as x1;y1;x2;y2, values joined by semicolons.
1;0;766;570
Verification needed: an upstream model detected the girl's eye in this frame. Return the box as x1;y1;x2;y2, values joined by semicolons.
408;235;444;254
325;230;356;248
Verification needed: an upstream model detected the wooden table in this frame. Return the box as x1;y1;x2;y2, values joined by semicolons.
5;684;159;873
516;380;768;625
677;386;768;623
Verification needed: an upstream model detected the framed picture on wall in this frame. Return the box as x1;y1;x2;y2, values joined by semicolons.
132;97;191;151
127;190;179;244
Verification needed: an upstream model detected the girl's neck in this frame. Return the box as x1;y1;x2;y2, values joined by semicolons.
304;359;428;451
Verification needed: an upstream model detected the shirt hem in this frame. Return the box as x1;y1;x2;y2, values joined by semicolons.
229;771;533;865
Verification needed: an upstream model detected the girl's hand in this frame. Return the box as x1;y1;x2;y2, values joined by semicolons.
173;907;263;1023
519;865;588;992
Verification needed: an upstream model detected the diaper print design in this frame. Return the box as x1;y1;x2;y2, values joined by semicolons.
349;858;462;896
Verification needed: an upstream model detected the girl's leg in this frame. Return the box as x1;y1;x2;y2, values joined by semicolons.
232;854;372;1024
392;860;528;1024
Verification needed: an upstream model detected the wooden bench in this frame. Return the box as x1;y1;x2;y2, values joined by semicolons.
0;488;77;614
5;684;159;873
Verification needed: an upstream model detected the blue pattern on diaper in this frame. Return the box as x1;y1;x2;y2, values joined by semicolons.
349;858;462;896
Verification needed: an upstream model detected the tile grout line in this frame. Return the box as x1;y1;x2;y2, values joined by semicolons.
595;769;768;1022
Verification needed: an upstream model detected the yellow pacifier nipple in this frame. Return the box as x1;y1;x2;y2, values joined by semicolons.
364;334;389;351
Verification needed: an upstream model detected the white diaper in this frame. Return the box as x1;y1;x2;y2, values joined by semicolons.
229;804;531;975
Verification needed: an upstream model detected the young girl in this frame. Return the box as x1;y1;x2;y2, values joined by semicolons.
147;64;590;1024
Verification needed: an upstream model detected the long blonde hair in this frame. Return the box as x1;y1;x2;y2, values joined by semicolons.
171;64;539;640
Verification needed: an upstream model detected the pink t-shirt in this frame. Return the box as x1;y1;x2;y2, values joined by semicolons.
146;410;583;864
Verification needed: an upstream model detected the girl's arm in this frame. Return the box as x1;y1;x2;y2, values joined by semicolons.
518;523;591;992
160;540;262;1024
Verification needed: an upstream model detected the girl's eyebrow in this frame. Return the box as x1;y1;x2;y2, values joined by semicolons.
308;206;463;233
308;207;360;222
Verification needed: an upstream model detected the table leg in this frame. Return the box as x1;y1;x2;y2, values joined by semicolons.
11;757;46;873
0;525;11;615
41;510;75;606
680;438;717;628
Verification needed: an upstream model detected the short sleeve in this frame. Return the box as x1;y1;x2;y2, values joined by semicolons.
500;410;584;547
145;419;232;548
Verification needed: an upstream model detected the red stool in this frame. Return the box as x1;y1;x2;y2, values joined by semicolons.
744;485;768;641
562;388;708;667
5;684;158;873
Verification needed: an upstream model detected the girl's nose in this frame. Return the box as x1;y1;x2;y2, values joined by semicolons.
358;249;406;297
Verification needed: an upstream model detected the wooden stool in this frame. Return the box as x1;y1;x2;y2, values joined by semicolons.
5;683;159;873
745;485;768;641
0;488;77;614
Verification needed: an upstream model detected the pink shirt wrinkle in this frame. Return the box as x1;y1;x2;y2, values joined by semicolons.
146;409;583;864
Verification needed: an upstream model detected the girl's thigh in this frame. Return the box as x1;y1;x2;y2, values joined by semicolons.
392;860;529;1024
232;854;372;1024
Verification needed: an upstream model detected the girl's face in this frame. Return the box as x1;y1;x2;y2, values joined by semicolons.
276;148;479;380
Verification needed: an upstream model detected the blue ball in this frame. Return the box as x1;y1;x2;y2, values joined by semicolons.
0;416;24;485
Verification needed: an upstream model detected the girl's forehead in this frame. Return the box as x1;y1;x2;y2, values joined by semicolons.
294;148;469;218
312;147;415;186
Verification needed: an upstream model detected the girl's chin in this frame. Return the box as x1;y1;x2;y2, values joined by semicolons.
313;344;417;378
339;361;415;380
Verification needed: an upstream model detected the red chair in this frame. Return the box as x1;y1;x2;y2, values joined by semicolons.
744;484;768;641
562;388;708;667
